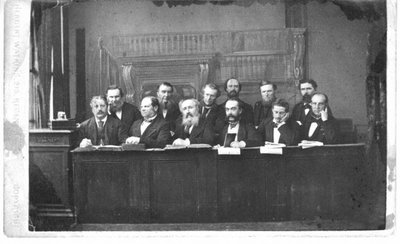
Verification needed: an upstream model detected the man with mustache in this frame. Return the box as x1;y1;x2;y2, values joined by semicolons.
291;79;317;126
106;85;141;131
217;98;262;148
156;82;181;133
257;99;299;146
302;93;339;144
78;95;127;147
253;80;277;128
172;99;214;146
125;96;171;148
216;78;254;127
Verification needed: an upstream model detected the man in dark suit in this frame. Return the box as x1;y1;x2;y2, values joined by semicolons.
156;82;181;133
302;93;339;144
172;99;215;146
216;78;254;127
291;79;318;126
199;83;220;128
253;80;277;127
78;95;127;147
217;98;262;148
126;96;171;148
106;85;141;130
257;99;299;146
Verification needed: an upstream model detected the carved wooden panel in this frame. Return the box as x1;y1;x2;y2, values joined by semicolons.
89;28;306;109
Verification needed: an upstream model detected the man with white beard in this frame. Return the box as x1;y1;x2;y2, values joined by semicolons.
172;98;215;146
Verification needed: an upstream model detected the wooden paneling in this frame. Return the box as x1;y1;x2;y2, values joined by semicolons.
72;144;372;224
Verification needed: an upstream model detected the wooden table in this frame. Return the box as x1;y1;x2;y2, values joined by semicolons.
72;144;367;224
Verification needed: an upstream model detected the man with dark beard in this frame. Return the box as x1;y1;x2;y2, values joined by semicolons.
78;95;127;147
217;98;262;148
216;78;254;127
172;99;214;146
291;79;318;126
253;80;277;128
106;85;141;131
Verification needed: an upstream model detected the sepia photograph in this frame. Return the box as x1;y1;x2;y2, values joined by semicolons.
2;0;396;238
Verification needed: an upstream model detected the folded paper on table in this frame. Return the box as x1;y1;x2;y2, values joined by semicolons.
264;141;286;147
298;140;324;149
218;147;241;155
165;144;212;150
260;146;283;155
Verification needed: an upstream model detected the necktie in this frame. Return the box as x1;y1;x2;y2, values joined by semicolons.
273;122;278;128
304;103;311;110
98;120;104;133
202;107;210;118
184;125;190;138
98;120;104;144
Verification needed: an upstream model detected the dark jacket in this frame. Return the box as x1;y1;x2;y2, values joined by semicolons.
217;120;262;147
129;115;171;148
291;102;333;126
257;119;299;146
199;101;219;129
302;113;339;144
77;116;127;146
253;100;273;127
173;117;215;145
109;102;141;130
158;101;181;132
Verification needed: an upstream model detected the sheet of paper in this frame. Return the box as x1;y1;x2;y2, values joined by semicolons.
260;146;283;155
217;147;241;155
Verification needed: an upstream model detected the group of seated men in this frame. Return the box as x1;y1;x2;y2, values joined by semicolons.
78;78;339;148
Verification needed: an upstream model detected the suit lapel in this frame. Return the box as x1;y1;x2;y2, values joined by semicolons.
237;121;246;142
265;121;274;142
88;118;98;144
142;117;158;137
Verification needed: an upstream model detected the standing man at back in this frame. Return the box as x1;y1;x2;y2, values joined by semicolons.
253;80;277;128
199;83;220;128
291;79;317;126
156;82;181;133
217;78;254;126
106;85;141;130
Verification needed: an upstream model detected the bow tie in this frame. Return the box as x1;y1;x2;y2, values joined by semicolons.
229;122;238;129
144;118;154;123
273;122;278;128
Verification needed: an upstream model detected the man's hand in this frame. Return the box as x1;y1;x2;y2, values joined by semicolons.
320;107;329;121
125;136;140;144
79;138;92;148
281;112;290;123
172;138;190;146
230;141;246;148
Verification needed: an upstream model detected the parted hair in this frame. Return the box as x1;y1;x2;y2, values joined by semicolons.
225;97;243;110
90;95;108;106
105;85;124;97
298;79;318;90
157;82;174;91
224;77;242;92
202;83;221;98
272;99;290;112
259;80;277;90
178;98;200;113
